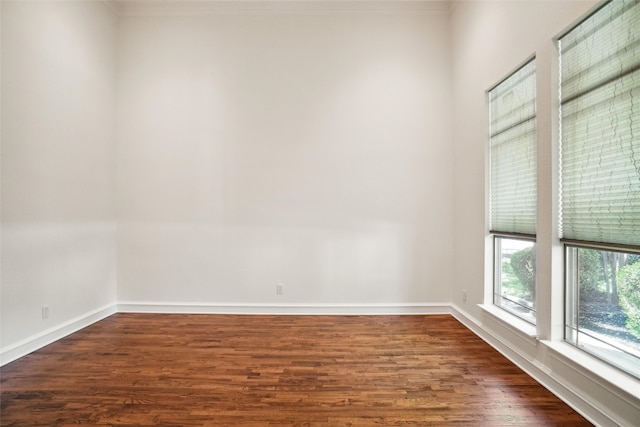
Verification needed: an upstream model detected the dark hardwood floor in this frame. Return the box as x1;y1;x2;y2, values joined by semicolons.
1;314;592;426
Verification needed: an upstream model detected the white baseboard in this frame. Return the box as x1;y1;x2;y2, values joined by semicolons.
1;303;117;366
117;301;451;315
0;302;446;368
450;304;632;427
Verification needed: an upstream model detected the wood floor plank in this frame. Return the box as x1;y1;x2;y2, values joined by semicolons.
1;314;592;426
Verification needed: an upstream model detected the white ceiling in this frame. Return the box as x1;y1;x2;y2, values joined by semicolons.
112;0;454;16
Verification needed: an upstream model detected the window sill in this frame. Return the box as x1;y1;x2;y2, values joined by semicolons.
479;304;538;339
542;340;640;401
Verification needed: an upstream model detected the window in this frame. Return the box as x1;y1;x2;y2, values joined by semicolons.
565;246;640;378
559;0;640;377
488;59;537;323
494;236;536;323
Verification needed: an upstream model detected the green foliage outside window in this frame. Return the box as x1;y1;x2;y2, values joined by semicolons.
573;248;640;347
503;245;640;341
577;248;602;297
618;261;640;340
510;247;535;301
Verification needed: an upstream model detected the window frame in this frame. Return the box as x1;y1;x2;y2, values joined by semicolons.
493;233;537;325
564;242;640;379
557;0;640;378
487;56;538;324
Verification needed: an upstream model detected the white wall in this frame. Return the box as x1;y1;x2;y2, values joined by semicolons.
116;10;453;307
451;1;639;426
1;1;118;355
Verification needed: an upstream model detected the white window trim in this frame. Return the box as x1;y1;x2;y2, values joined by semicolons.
479;303;538;340
542;340;640;402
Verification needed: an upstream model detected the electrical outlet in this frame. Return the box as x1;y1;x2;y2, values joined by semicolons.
42;305;50;319
276;284;284;295
462;290;467;303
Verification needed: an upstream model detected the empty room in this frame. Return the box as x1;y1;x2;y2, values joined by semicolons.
1;0;638;425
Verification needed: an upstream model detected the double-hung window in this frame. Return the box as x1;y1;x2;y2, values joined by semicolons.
488;59;537;324
559;0;640;378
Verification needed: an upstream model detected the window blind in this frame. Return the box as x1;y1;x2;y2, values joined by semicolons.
560;0;640;248
489;59;537;236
